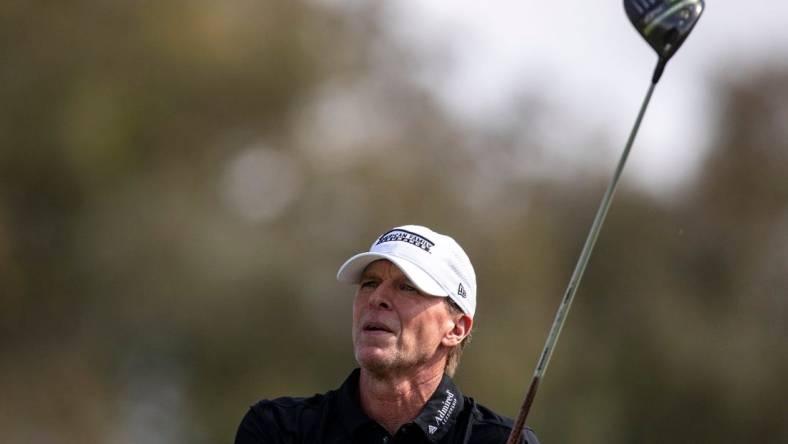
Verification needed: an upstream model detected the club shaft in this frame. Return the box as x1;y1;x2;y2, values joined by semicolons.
506;79;657;444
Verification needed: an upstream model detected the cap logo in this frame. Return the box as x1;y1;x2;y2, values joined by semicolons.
375;229;435;253
458;283;467;298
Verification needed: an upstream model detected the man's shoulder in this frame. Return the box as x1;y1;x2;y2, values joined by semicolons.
466;397;540;444
468;398;512;426
235;390;338;444
249;390;334;417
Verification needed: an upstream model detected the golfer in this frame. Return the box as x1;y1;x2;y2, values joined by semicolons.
235;225;540;443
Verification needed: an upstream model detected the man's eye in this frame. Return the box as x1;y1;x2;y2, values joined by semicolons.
360;280;378;289
399;283;417;292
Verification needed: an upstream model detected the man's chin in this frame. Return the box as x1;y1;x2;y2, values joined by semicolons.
355;349;397;375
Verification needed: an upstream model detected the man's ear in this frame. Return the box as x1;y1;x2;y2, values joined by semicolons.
442;314;473;347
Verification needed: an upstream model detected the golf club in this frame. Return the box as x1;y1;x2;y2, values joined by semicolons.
506;2;704;443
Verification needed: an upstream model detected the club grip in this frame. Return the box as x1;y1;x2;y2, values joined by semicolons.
506;376;541;444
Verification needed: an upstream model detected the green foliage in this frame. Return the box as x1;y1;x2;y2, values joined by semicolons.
0;1;785;443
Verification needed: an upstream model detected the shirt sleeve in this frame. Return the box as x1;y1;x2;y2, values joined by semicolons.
523;427;540;444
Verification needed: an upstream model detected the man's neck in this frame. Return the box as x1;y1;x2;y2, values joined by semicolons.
358;365;445;435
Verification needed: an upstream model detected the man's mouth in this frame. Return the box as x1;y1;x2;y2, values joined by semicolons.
362;321;394;334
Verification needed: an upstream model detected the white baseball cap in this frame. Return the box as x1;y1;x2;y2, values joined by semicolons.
336;225;477;317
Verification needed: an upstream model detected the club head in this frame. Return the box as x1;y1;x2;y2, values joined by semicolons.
625;0;705;63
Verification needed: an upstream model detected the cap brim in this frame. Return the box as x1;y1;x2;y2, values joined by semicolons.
336;252;448;297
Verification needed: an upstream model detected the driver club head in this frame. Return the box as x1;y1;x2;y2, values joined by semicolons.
625;0;705;63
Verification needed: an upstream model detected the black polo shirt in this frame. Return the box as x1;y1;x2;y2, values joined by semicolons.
235;369;540;444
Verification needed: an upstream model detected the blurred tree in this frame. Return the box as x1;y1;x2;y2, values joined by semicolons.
0;0;352;442
0;1;785;443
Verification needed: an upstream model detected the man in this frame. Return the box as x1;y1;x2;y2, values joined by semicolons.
235;225;540;443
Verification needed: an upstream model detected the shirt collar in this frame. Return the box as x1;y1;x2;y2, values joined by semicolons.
339;369;464;443
337;368;465;443
337;368;372;435
410;372;464;442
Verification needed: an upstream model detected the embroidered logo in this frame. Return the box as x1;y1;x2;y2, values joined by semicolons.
375;229;435;253
434;389;457;429
428;425;438;435
457;283;467;298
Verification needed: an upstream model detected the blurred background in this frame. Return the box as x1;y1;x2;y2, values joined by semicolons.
1;1;786;443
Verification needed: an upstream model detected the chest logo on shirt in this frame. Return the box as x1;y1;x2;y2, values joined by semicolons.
432;389;457;433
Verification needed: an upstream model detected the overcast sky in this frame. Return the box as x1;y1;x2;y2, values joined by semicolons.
371;1;788;194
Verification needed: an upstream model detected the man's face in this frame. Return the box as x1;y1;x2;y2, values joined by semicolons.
352;260;463;376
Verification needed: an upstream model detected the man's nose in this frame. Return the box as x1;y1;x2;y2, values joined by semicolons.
368;282;393;310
